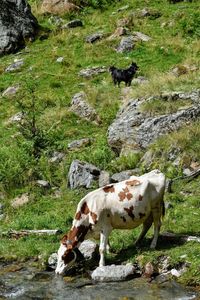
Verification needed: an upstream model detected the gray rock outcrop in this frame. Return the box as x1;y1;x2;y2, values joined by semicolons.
91;264;136;282
0;0;38;55
108;90;200;154
85;33;103;43
68;160;101;189
40;0;80;15
68;138;91;150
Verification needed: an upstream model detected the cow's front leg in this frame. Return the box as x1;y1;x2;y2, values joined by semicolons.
99;228;111;267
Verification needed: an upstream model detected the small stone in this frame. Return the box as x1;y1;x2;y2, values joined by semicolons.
79;66;106;78
143;262;154;278
79;240;98;260
2;85;19;97
116;36;135;53
171;268;181;277
49;151;65;163
68;138;91;150
48;253;58;269
36;180;51;188
85;33;103;43
11;193;30;208
62;19;83;29
132;32;151;42
8;112;24;123
56;57;64;63
5;59;24;72
183;168;193;176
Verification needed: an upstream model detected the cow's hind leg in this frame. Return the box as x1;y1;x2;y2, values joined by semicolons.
135;213;153;246
99;227;112;267
150;207;162;249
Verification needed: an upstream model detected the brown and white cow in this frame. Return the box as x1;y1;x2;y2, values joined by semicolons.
55;169;166;275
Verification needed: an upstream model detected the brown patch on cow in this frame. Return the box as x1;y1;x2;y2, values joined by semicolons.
125;179;141;186
118;187;132;201
62;249;75;264
103;185;115;193
90;211;98;224
118;191;126;201
139;212;146;219
138;195;143;201
75;211;81;220
126;193;133;200
81;202;90;215
124;206;135;220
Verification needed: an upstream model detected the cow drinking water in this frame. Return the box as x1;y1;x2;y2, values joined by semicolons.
55;169;166;275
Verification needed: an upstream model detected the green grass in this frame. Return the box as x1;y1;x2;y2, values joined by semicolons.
0;0;200;287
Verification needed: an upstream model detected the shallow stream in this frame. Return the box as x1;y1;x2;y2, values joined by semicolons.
0;261;198;300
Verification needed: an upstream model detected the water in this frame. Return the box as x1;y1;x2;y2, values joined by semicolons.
0;261;198;300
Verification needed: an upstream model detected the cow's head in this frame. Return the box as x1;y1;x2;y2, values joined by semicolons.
55;242;77;275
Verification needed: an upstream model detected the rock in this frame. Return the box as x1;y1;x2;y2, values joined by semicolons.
107;27;128;41
79;240;98;260
139;8;151;17
99;171;110;187
143;262;154;278
171;268;181;277
56;57;64;63
132;76;149;85
70;92;101;124
140;150;154;168
49;151;65;163
40;0;80;15
108;90;200;154
5;59;24;72
158;256;171;273
62;19;83;29
36;180;51;188
2;85;19;97
48;253;58;269
11;193;30;208
183;168;193;176
68;160;101;189
190;161;200;171
91;264;136;282
8;112;24;123
171;64;198;77
0;0;38;56
117;17;132;28
79;66;106;78
48;16;64;26
139;8;161;19
116;36;135;53
85;33;103;43
117;5;129;12
132;32;151;42
111;170;137;183
68;138;91;150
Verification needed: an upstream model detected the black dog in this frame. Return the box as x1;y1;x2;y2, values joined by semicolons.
109;62;139;87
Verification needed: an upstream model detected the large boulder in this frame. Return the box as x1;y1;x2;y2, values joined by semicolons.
40;0;80;15
91;264;136;282
108;90;200;154
0;0;38;55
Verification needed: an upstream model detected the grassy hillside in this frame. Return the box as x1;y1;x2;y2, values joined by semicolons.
0;0;200;286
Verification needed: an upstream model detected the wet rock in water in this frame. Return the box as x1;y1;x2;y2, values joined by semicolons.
48;253;58;270
2;85;19;97
68;138;91;150
11;193;30;208
116;36;135;53
68;160;101;189
85;33;103;43
71;91;101;124
99;171;110;187
62;19;83;29
91;264;136;282
5;59;24;72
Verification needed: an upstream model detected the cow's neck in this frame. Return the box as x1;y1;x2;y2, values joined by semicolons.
62;224;89;249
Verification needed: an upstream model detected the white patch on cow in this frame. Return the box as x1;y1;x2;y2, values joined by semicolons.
55;244;67;275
